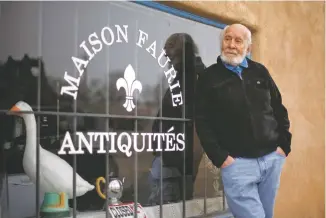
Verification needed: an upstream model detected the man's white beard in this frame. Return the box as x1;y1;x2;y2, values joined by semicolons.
221;51;247;66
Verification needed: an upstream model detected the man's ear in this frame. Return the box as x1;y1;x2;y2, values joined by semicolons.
246;44;252;55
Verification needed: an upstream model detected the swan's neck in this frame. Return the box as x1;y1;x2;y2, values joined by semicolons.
22;114;39;158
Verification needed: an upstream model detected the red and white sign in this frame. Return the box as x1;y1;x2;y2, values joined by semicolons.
108;202;147;218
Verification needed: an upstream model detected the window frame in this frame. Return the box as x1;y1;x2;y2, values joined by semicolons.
0;1;233;218
133;1;227;30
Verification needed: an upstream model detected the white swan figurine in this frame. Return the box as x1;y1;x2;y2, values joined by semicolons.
9;101;94;203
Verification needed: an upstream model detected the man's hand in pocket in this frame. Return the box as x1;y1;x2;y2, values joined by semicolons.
276;147;286;157
221;156;235;168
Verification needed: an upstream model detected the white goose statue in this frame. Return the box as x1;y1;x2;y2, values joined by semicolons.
9;101;94;215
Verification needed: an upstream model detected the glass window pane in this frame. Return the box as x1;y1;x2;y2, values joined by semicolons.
0;2;226;217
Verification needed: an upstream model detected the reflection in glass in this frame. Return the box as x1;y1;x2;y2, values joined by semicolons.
0;1;226;217
148;32;206;207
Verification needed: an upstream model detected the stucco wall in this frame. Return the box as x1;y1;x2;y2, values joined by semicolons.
162;1;325;218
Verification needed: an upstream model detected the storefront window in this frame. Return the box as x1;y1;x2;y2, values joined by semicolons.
0;1;228;217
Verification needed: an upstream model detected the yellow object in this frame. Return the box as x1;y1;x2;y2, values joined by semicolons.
40;192;70;217
48;192;66;208
96;177;106;199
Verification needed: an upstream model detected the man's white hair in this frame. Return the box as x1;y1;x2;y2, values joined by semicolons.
221;24;252;46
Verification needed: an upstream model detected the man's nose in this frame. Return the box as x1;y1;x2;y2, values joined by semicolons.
229;40;236;48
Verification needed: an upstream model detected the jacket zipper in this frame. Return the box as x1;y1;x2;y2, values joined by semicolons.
238;72;257;142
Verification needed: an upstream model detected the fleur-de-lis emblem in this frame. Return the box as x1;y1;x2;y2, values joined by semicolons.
116;64;142;112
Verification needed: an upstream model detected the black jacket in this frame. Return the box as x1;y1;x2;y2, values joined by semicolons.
195;56;291;168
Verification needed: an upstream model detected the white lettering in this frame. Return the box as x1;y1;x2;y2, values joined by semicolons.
171;92;183;107
94;132;109;154
80;40;95;61
164;66;177;84
60;25;184;106
146;40;157;58
75;132;94;154
143;133;153;152
169;80;181;92
88;32;103;55
157;49;170;68
57;128;185;156
133;133;145;152
136;29;148;48
176;133;185;151
115;25;128;43
101;27;115;45
153;133;164;152
165;126;176;151
72;56;89;76
109;132;117;153
58;132;80;155
117;132;132;157
60;72;80;100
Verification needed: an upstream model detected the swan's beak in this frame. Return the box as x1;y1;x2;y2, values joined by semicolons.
9;105;20;112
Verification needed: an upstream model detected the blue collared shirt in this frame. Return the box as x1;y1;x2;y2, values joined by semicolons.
222;57;248;78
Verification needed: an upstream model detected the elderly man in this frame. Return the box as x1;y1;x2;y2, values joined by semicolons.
195;24;291;218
